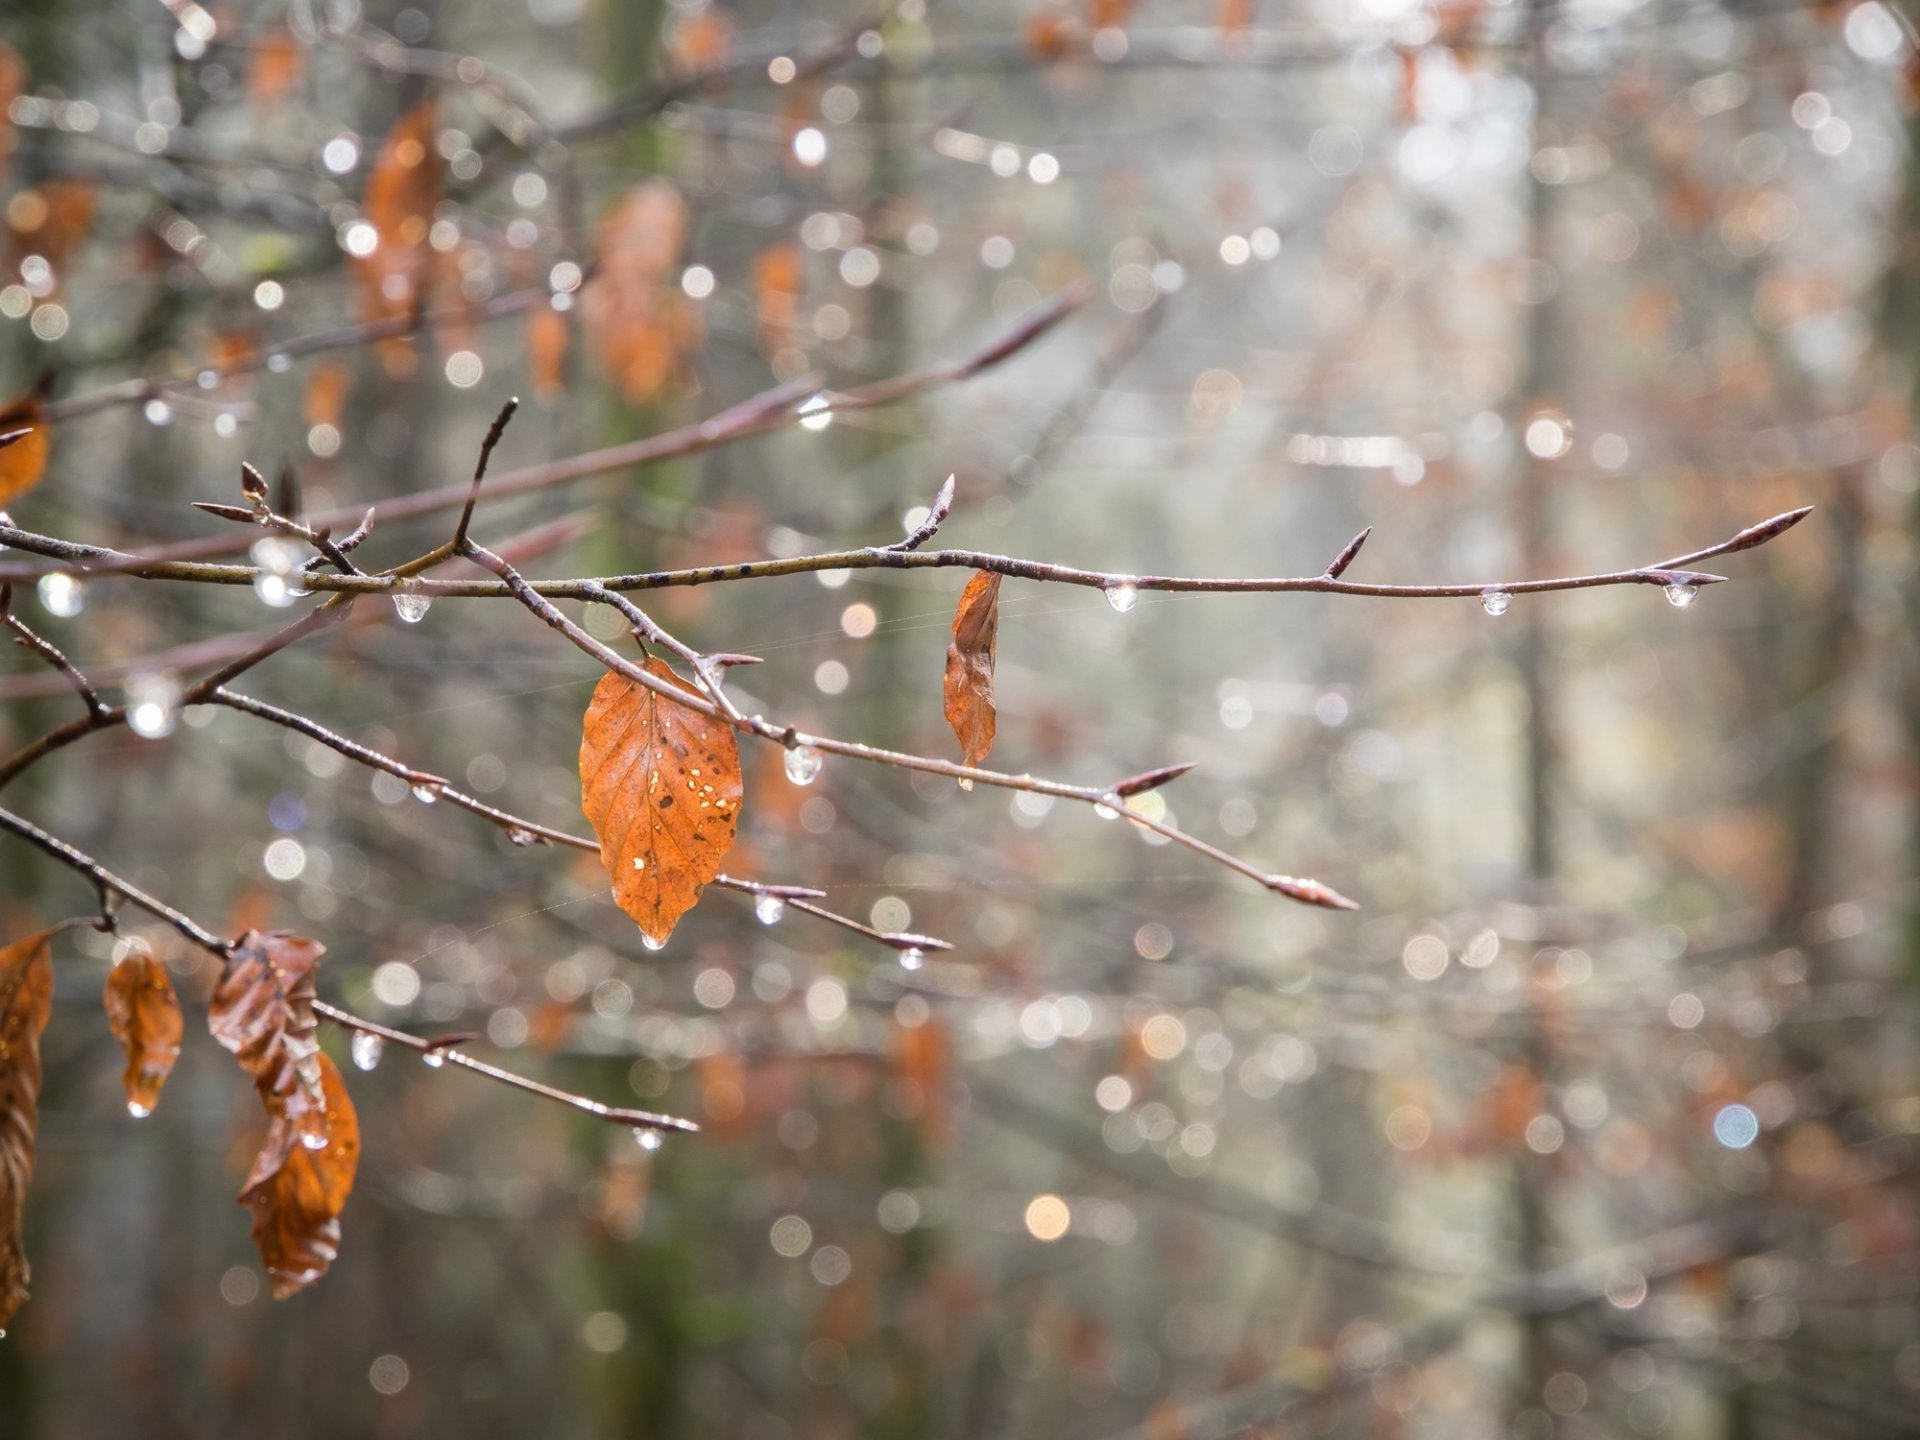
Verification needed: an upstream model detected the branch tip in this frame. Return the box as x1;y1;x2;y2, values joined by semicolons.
1324;526;1372;580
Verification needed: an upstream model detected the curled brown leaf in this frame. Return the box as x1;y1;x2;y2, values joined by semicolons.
0;393;50;508
943;570;1003;769
208;930;329;1154
241;1051;360;1299
0;928;54;1330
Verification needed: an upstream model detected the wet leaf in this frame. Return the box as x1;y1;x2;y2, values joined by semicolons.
241;1051;359;1299
208;931;328;1151
0;393;50;508
0;928;54;1330
102;950;183;1118
943;571;1003;768
580;655;742;945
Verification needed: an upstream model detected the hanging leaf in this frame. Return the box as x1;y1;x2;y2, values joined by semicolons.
0;928;54;1331
580;655;743;946
583;182;692;401
240;1050;359;1299
528;302;570;403
248;28;303;111
355;99;440;373
102;949;183;1118
943;571;1003;768
208;931;329;1152
0;393;50;508
753;242;804;358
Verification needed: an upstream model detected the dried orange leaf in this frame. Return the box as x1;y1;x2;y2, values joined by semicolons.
0;928;55;1330
102;950;183;1118
0;393;50;508
580;655;742;945
241;1050;359;1299
208;931;328;1151
943;571;1003;768
355;100;440;372
583;182;691;401
248;28;303;111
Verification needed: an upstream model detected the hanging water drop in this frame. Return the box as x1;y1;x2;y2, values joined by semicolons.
422;1050;446;1069
37;572;84;618
411;782;439;804
1664;581;1699;609
351;1032;385;1072
797;393;834;432
507;827;535;847
124;671;183;740
299;1131;329;1151
755;894;786;925
392;584;432;623
899;947;925;972
126;1100;151;1119
640;931;667;952
957;777;974;792
1104;579;1139;613
1481;589;1512;617
784;744;824;786
634;1126;665;1152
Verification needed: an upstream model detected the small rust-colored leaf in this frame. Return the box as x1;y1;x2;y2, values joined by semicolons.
102;950;182;1118
580;656;742;945
0;393;50;508
753;242;803;357
241;1051;359;1299
355;100;440;373
0;928;54;1330
248;28;303;111
528;303;570;402
943;571;1002;768
208;931;328;1150
583;182;692;401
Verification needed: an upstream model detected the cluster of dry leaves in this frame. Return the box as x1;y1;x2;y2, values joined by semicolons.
0;559;1002;1322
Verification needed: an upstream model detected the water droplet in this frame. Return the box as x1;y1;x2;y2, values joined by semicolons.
253;573;295;607
422;1050;446;1069
36;572;84;617
797;393;834;432
899;947;925;972
392;585;432;623
411;782;439;804
127;1100;151;1119
1093;802;1119;820
1664;581;1699;609
124;671;183;740
634;1126;665;1152
1104;579;1139;613
1481;589;1511;617
957;777;974;792
299;1131;329;1151
351;1032;385;1072
640;932;667;952
755;894;786;925
784;744;824;786
507;827;535;847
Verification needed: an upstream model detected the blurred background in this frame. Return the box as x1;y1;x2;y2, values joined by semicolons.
1;0;1917;1436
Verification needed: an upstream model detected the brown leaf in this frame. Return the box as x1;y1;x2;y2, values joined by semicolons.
943;571;1002;768
0;928;54;1331
583;182;693;401
0;393;50;508
580;655;742;945
208;931;328;1151
241;1051;359;1299
528;303;570;403
248;28;303;111
753;242;804;357
102;950;183;1118
355;100;440;374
